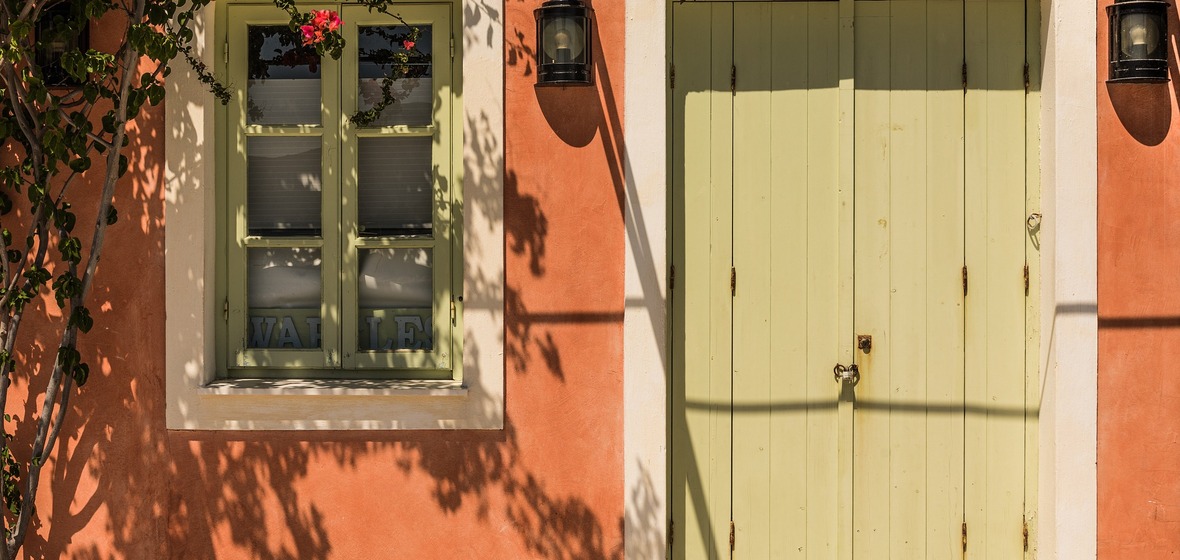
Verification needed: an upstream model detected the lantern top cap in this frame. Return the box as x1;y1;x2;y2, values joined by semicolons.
536;0;591;11
1109;0;1169;7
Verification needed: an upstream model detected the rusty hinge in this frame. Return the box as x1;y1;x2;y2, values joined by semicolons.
1023;517;1029;551
729;520;736;552
1024;263;1030;295
730;266;736;297
223;298;229;322
1023;62;1030;92
669;264;676;290
962;266;968;296
730;65;736;94
961;61;968;93
670;63;676;89
962;522;968;553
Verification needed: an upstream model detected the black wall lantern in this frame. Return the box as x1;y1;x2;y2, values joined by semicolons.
534;0;593;86
1108;0;1170;83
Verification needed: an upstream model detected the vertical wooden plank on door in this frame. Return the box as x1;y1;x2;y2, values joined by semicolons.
1024;0;1042;553
804;3;843;559
923;1;967;558
852;2;892;556
705;6;735;557
836;0;856;557
964;0;1027;557
885;1;930;557
732;4;776;558
671;4;733;558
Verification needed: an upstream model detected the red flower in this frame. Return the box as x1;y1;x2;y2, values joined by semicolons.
403;40;415;50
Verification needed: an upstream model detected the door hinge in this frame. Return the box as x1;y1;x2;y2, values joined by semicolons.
223;298;229;322
223;38;229;65
729;520;736;552
962;265;969;296
730;266;736;297
668;518;675;549
669;264;676;291
450;34;455;59
961;61;968;93
670;63;676;89
1024;62;1030;92
962;521;968;553
450;297;457;325
1023;517;1029;551
730;65;737;94
1024;263;1030;295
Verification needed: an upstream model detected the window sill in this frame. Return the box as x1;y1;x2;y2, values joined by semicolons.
199;378;468;397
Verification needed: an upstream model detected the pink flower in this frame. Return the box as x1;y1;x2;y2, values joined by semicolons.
300;24;319;45
299;10;342;45
403;40;415;50
310;10;342;32
300;10;341;46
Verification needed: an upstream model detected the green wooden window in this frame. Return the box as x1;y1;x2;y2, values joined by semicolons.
220;3;457;379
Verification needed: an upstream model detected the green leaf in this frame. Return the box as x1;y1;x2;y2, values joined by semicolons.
56;346;80;370
70;306;93;334
9;21;30;41
58;236;82;264
53;208;76;232
51;273;81;307
68;157;91;173
72;363;89;387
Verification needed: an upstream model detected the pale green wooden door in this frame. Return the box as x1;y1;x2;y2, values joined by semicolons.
671;1;1034;559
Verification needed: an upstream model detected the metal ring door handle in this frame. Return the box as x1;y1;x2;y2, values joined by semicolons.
833;363;860;384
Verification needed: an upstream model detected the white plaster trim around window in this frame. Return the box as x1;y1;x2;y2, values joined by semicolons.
1038;0;1098;557
623;0;667;557
163;1;505;430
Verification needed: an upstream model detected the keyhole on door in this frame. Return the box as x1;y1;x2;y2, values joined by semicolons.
857;334;872;354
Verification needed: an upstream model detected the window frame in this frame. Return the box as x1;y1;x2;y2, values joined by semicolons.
217;2;462;381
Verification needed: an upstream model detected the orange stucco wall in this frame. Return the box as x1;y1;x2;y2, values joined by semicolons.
10;2;626;558
1098;2;1180;558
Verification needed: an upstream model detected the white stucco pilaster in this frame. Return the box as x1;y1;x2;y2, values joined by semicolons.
623;0;668;558
1038;0;1098;557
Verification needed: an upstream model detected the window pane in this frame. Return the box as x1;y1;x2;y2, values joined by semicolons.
357;25;433;127
248;25;321;125
358;137;433;236
248;137;322;236
248;248;322;349
358;249;433;351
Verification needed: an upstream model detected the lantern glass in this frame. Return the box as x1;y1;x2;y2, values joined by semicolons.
542;17;586;63
1120;12;1164;58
